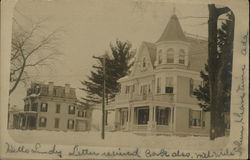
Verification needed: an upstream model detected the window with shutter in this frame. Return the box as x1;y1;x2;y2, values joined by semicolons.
189;110;202;127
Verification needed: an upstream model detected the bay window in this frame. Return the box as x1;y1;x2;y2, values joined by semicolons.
156;77;161;94
40;103;48;112
165;77;173;93
68;105;75;114
167;48;174;63
179;49;185;64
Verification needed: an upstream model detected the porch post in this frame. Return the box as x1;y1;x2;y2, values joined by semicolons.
148;106;156;132
18;115;21;129
25;115;28;129
153;106;156;121
171;106;175;132
126;107;131;131
114;109;120;130
130;107;134;130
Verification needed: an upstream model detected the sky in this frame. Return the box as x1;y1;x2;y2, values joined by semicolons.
10;0;209;109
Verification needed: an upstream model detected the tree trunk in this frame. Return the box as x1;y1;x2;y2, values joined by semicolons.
208;4;231;140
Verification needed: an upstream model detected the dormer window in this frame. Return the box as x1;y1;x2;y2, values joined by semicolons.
179;49;185;64
167;48;174;63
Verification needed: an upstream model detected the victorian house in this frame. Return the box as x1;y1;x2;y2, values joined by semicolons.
106;14;210;136
11;82;92;131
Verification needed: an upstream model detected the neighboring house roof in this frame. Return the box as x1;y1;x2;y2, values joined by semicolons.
156;14;187;42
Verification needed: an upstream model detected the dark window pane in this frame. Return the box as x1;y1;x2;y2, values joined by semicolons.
138;108;149;125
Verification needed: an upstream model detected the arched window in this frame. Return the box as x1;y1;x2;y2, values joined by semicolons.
142;57;146;68
158;50;162;64
167;48;174;63
179;49;185;64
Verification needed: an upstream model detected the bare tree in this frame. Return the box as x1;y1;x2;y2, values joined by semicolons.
9;15;62;95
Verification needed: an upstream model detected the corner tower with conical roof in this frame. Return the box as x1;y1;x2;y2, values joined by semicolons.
154;14;190;69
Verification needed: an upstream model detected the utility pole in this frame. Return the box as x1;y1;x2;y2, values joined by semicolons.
102;57;106;140
93;56;106;139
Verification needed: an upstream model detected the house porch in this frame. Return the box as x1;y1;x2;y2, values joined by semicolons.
13;112;37;130
112;105;174;134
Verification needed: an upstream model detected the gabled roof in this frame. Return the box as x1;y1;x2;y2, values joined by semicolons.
142;41;157;65
156;14;186;42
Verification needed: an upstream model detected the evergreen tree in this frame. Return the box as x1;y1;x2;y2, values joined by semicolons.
79;40;134;106
193;12;233;113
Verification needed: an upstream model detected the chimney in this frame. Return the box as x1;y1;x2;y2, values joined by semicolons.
48;82;54;96
65;84;70;97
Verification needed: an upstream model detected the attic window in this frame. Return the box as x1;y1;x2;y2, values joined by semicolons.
167;48;174;63
179;49;185;64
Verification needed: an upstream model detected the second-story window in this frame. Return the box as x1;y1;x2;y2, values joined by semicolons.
24;104;30;111
125;86;130;94
78;111;84;117
156;77;161;94
31;103;38;111
167;48;174;63
190;78;200;96
179;49;185;64
56;104;61;113
132;84;135;93
40;103;48;112
140;85;148;95
68;105;75;114
165;77;173;93
78;110;87;118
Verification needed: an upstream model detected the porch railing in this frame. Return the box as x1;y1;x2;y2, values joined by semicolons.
116;93;174;103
